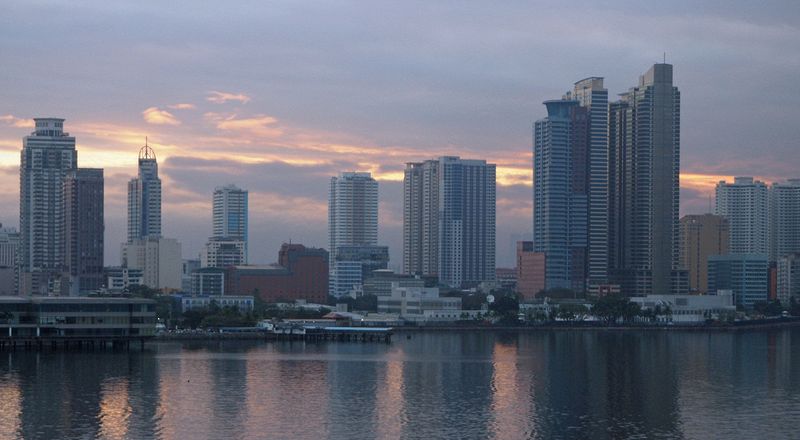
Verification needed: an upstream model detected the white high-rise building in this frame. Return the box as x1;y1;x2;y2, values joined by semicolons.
121;237;182;291
715;177;769;256
19;118;77;295
213;184;248;242
328;172;378;254
202;184;249;268
778;253;800;306
127;142;161;243
770;179;800;262
404;157;496;288
328;172;379;296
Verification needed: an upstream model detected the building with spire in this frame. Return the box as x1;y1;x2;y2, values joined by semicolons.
127;141;161;243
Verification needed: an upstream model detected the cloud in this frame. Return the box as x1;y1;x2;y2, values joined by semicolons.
0;115;33;128
206;91;251;104
167;103;195;110
204;112;283;137
142;107;181;126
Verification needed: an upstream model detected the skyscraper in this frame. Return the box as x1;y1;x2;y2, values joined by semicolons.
329;172;378;254
769;179;800;262
64;168;105;296
213;184;248;242
608;64;682;295
328;172;379;296
203;184;249;268
680;214;729;294
63;168;104;295
19;118;77;295
127;142;161;243
569;78;609;288
403;157;496;288
533;99;589;293
715;177;769;255
403;160;439;276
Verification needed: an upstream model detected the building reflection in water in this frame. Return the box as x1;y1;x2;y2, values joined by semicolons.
0;364;21;437
488;335;537;440
98;377;131;440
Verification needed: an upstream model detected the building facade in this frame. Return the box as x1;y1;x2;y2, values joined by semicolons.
105;267;144;292
715;177;769;256
329;245;389;297
516;241;546;300
770;179;800;262
127;143;161;243
680;214;729;294
569;78;610;288
201;240;247;268
438;157;496;288
608;64;682;296
19;118;77;295
403;160;439;276
329;172;378;255
533;99;589;293
226;243;329;303
121;237;182;291
63;168;104;295
190;267;225;296
212;184;248;262
777;253;800;306
0;225;19;296
708;254;768;309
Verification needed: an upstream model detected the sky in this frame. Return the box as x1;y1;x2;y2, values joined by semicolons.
1;0;799;268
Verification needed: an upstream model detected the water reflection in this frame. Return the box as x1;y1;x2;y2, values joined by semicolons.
0;330;799;439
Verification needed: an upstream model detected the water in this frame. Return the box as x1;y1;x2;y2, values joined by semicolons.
1;329;800;440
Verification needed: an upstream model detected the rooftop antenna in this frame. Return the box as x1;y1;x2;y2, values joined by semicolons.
663;52;666;64
708;194;713;214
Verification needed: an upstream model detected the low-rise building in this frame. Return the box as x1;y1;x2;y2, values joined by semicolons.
708;254;768;308
377;283;462;321
0;296;156;337
105;267;144;292
191;267;225;295
226;243;328;303
173;295;254;314
361;269;425;297
630;293;736;323
778;253;800;306
495;268;517;290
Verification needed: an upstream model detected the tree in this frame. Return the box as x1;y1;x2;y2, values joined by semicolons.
592;295;640;324
556;303;589;322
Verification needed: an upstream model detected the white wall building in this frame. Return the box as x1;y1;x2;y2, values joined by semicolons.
106;267;144;292
377;283;462;321
122;237;182;291
715;177;769;256
630;293;736;323
201;239;246;268
778;253;800;306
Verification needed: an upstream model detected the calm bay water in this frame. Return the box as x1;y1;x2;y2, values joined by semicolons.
1;329;800;440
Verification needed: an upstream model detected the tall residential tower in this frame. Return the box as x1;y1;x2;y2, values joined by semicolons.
19;118;77;295
608;64;683;295
404;157;496;288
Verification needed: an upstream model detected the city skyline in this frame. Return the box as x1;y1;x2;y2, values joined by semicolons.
1;1;799;268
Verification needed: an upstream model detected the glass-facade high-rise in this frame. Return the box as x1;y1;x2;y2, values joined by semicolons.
533;99;589;293
127;142;161;243
569;78;609;288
